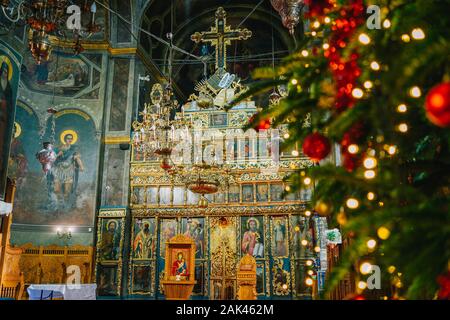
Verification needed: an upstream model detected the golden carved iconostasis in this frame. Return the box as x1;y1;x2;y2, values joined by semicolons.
93;105;330;300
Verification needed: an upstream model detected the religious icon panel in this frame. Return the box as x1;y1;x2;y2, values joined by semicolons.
256;184;269;202
193;262;206;296
256;263;265;296
131;264;152;295
228;185;240;203
97;265;119;296
270;183;283;202
99;218;122;261
242;184;254;203
290;215;315;259
241;216;264;258
159;219;177;256
181;217;205;259
272;258;291;296
271;216;289;257
132;218;156;260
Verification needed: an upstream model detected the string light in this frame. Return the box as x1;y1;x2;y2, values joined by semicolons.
363;157;377;169
303;177;312;185
301;240;308;246
311;31;317;36
346;198;359;209
301;50;309;57
306;260;313;267
377;226;391;240
358;281;367;290
305;210;312;217
358;33;371;45
314;246;321;253
411;28;425;40
307;270;314;276
367;239;377;250
409;86;422;98
370;61;380;71
323;43;330;50
397;104;408;113
401;34;411;42
324;17;331;24
360;262;373;274
284;133;290;139
367;192;376;201
387;145;397;155
383;19;391;28
388;266;396;274
291;150;299;156
285;185;291;192
312;21;321;29
364;81;373;89
348;144;359;154
291;78;298;85
398;123;408;133
305;278;314;286
364;170;376;179
352;88;364;99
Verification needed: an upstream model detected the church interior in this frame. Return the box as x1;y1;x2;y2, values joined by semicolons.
0;0;448;302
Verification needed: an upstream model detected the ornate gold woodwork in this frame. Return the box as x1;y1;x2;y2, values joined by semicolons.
161;234;196;300
0;179;25;300
131;205;306;218
236;254;257;300
18;244;93;287
94;209;126;297
210;217;237;300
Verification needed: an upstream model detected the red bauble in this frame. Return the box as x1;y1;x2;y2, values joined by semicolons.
249;114;271;131
425;82;450;127
302;133;331;162
437;272;450;300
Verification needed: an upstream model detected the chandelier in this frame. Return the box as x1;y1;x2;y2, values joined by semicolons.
132;83;191;171
179;162;231;209
0;0;100;64
271;0;305;35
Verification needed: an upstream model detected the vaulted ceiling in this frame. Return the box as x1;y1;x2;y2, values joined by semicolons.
139;0;303;101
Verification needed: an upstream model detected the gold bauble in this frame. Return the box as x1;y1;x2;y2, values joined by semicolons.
336;210;347;225
314;200;333;216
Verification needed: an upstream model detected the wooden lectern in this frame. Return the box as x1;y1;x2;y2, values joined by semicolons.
161;234;196;300
236;254;257;300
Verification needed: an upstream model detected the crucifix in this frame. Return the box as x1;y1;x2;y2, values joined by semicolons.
191;7;252;72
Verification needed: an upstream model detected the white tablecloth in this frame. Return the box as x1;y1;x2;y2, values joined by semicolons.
27;284;97;300
0;201;12;215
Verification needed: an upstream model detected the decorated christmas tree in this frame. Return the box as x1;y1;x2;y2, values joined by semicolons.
231;0;450;299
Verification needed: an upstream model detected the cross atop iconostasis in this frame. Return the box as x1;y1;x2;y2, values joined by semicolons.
191;7;252;72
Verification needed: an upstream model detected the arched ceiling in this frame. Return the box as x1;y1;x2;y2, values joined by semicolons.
139;0;303;101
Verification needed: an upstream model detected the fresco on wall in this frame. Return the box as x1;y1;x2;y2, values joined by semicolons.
21;51;90;96
10;108;99;226
0;47;21;199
